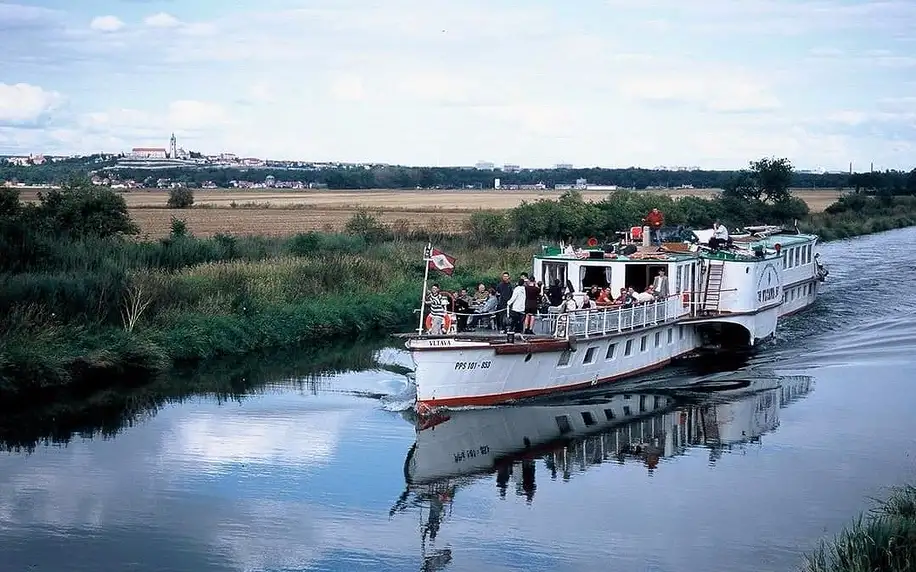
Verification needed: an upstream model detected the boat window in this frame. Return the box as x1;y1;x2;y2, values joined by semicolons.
625;264;651;292
667;328;673;344
580;265;612;290
639;395;647;412
583;346;598;365
676;265;683;294
605;343;616;360
542;262;567;290
640;336;647;352
555;415;572;434
654;396;662;409
654;332;661;347
679;326;685;340
603;408;615;420
558;350;572;367
581;411;596;426
624;339;633;356
623;406;632;416
794;248;800;267
783;250;788;269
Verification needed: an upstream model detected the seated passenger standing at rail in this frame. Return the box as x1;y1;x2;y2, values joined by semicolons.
506;279;528;334
454;288;472;331
467;288;498;330
426;284;448;334
496;272;513;333
546;279;564;307
473;283;488;305
596;287;614;306
632;286;656;303
560;293;578;313
643;207;664;246
709;221;729;250
523;277;541;334
652;270;669;298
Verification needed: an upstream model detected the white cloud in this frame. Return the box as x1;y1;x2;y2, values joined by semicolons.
619;70;781;113
143;12;180;28
0;83;63;124
167;100;228;130
166;410;353;469
328;74;365;102
89;15;125;32
1;0;915;169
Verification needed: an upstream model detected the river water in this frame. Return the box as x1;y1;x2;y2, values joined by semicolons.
2;228;916;572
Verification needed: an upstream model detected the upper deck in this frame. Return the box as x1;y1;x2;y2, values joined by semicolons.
534;244;700;264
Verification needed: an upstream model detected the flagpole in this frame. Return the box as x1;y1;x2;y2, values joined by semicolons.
417;242;432;334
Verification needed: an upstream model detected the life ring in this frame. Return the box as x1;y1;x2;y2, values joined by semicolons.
425;313;453;333
682;292;690;308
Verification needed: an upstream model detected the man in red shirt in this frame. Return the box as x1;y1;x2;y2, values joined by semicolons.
644;207;664;246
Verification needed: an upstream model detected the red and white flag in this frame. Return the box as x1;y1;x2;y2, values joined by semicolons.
427;247;456;276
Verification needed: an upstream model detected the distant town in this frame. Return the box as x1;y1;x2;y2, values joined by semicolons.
0;133;869;192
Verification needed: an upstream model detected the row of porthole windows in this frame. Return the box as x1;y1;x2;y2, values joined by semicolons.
784;243;814;269
555;395;667;433
783;282;815;304
557;326;687;367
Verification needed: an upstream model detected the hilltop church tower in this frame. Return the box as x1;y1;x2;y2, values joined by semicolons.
169;133;177;159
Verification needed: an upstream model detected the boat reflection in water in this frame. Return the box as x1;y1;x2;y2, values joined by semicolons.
390;375;812;569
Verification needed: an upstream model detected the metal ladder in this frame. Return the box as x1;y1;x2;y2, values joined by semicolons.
702;261;724;313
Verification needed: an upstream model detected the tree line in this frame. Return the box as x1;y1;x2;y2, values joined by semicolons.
7;156;915;192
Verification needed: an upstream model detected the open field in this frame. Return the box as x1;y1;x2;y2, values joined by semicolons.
17;187;848;238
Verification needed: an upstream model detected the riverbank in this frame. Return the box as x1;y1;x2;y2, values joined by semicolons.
2;186;916;404
801;484;916;572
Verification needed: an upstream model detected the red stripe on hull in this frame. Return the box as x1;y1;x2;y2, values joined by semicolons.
418;350;695;408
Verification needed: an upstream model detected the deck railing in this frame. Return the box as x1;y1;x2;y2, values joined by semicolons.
551;299;675;339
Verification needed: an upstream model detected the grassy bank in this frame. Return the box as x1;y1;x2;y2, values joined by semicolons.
2;182;916;404
801;484;916;572
0;231;528;403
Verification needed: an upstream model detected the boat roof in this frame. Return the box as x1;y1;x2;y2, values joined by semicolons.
534;245;699;264
533;228;818;265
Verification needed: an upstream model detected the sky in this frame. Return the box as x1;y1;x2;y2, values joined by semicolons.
1;0;915;170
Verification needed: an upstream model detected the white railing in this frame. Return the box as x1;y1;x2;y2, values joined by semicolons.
551;298;676;339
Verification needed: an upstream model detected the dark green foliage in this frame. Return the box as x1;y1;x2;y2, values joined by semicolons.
167;186;194;208
801;485;916;572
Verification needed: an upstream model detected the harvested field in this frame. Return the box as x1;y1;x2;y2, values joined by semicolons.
131;208;471;239
17;187;848;238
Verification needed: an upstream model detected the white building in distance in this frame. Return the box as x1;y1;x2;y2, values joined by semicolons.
131;147;167;159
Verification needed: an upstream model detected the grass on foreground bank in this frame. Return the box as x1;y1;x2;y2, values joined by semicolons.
801;484;916;572
0;227;531;402
2;186;916;404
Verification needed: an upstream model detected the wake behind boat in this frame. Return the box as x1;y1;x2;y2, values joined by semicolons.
397;222;828;411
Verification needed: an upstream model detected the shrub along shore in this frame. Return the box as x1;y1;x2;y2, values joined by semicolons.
801;484;916;572
2;170;916;404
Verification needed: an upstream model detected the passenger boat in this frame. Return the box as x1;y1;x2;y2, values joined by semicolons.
399;225;828;411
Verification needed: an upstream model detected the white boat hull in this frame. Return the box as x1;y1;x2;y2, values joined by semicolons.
410;324;703;408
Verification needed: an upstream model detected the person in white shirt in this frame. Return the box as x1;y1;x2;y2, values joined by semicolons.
710;221;729;250
506;279;527;333
632;289;655;303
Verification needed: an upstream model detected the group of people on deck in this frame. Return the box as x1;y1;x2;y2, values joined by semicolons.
424;268;670;335
421;206;739;336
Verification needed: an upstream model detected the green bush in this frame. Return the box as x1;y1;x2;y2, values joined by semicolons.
166;187;194;209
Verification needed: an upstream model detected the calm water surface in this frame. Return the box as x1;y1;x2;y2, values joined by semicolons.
3;228;916;572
